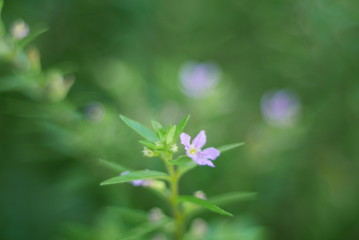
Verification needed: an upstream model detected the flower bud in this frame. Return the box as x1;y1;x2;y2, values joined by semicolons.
170;144;178;153
149;180;166;192
148;207;164;222
190;218;208;238
11;19;29;40
194;190;207;200
143;147;156;157
46;72;74;102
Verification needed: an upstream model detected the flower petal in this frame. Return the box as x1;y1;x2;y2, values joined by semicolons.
192;156;215;167
201;147;220;160
180;132;191;149
192;130;206;149
131;179;145;186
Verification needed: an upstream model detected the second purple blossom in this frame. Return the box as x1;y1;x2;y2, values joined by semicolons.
261;90;301;127
179;61;221;98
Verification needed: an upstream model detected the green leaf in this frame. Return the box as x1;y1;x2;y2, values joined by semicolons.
217;142;245;153
179;195;233;217
100;170;169;186
120;115;158;142
169;155;192;166
174;115;190;140
98;159;130;172
210;192;257;205
18;27;48;49
139;140;163;150
178;161;197;177
151;120;163;132
165;125;176;144
151;120;165;139
109;207;149;223
0;1;3;14
120;218;171;240
0;1;4;37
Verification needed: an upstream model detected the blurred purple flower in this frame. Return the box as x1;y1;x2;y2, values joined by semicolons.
179;61;221;98
180;130;220;167
84;101;105;122
261;90;301;127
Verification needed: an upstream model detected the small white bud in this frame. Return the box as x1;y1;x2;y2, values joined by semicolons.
149;180;166;191
148;207;164;222
194;190;207;200
143;147;155;157
191;218;208;237
11;19;30;40
170;144;178;153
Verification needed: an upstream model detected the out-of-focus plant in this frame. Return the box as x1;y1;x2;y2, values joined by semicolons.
261;90;301;128
0;0;73;101
100;115;255;239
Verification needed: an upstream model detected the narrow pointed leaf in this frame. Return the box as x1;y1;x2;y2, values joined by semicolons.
151;120;163;132
120;218;171;240
98;159;130;172
120;115;158;142
139;140;163;150
179;195;233;217
174;115;190;140
169;155;192;166
217;142;245;153
165;125;176;144
210;192;257;205
100;170;169;186
19;27;48;49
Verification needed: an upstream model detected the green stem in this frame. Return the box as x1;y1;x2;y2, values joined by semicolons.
162;153;184;240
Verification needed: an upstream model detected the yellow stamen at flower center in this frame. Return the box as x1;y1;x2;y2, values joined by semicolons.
189;147;197;155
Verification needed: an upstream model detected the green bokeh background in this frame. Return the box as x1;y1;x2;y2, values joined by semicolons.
1;0;359;239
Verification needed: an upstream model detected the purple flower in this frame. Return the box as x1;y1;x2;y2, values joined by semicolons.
180;130;220;167
179;61;221;98
261;90;301;127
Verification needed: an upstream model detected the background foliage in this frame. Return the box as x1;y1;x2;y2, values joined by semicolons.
1;0;359;239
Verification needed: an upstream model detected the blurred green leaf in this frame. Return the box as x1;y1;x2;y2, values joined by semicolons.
19;27;48;49
120;115;158;142
139;140;163;150
109;207;149;223
0;0;4;37
151;120;165;139
178;161;197;177
165;125;176;145
174;115;190;140
179;195;233;217
151;120;163;132
210;192;257;205
98;159;130;172
169;155;191;166
100;170;169;186
217;142;245;153
120;218;171;240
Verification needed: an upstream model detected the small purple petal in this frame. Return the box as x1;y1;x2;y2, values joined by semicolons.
120;171;130;176
192;130;206;149
131;180;145;186
201;147;220;160
193;156;215;167
180;132;191;149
